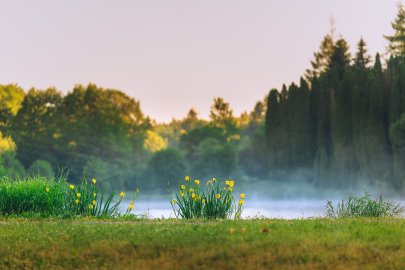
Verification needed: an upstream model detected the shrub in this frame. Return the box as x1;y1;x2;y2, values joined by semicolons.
0;176;66;216
145;148;186;190
170;176;245;219
326;192;404;218
28;160;54;177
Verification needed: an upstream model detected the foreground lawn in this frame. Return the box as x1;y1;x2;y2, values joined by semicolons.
0;218;404;269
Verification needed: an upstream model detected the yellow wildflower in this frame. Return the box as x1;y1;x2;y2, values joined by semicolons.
75;199;79;204
185;176;190;181
225;180;230;186
189;188;194;193
93;192;97;197
92;178;96;184
192;193;196;199
180;185;185;190
76;193;81;198
238;199;244;206
180;191;185;197
240;193;245;199
45;187;50;193
172;199;177;204
229;181;234;188
120;192;125;198
92;200;96;205
194;179;200;185
216;194;221;199
206;180;212;186
69;184;74;190
89;205;94;210
212;177;217;182
129;202;134;210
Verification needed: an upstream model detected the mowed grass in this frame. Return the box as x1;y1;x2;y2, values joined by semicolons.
0;219;404;269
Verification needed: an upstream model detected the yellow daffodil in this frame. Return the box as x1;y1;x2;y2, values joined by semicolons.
92;200;96;205
185;176;190;181
240;193;245;199
225;180;230;186
93;192;97;197
75;199;79;204
76;193;81;198
120;192;125;198
238;199;244;206
216;194;221;199
45;187;50;193
229;181;234;188
69;184;74;190
189;188;194;193
192;193;196;199
194;179;200;185
92;178;96;184
212;177;217;182
172;199;177;204
180;191;184;197
180;185;185;190
89;205;94;210
129;202;134;210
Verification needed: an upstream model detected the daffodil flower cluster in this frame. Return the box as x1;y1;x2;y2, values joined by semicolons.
66;177;139;218
170;176;245;219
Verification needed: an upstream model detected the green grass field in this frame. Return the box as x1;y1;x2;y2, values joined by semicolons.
0;218;404;269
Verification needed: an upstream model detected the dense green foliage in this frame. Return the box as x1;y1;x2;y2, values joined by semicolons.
1;5;405;192
0;176;136;217
265;6;405;188
0;176;66;216
0;219;405;269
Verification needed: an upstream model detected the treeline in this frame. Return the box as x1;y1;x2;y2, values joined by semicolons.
265;5;405;188
0;84;266;191
1;4;405;192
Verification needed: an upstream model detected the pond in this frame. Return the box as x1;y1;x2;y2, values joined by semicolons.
121;199;329;219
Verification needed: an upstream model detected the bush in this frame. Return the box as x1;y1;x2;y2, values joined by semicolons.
28;159;54;177
0;176;66;216
146;148;186;190
326;193;404;218
170;176;245;219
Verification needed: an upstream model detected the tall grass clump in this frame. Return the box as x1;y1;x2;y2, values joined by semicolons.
66;177;139;217
326;192;404;218
170;176;245;219
0;176;66;216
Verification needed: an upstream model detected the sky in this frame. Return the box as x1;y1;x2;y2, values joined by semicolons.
0;0;399;122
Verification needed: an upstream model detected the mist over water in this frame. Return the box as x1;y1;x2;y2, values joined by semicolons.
121;178;405;219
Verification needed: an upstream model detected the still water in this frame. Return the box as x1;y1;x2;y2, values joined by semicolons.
121;199;328;219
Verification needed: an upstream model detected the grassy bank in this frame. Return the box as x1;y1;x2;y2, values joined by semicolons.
0;218;404;269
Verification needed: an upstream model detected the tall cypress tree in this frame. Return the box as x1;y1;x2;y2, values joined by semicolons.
354;37;372;68
385;3;405;56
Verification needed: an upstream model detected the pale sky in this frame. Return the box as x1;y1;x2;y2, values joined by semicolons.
0;0;399;122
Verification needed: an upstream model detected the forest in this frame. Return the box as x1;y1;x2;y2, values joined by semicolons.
1;5;405;193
